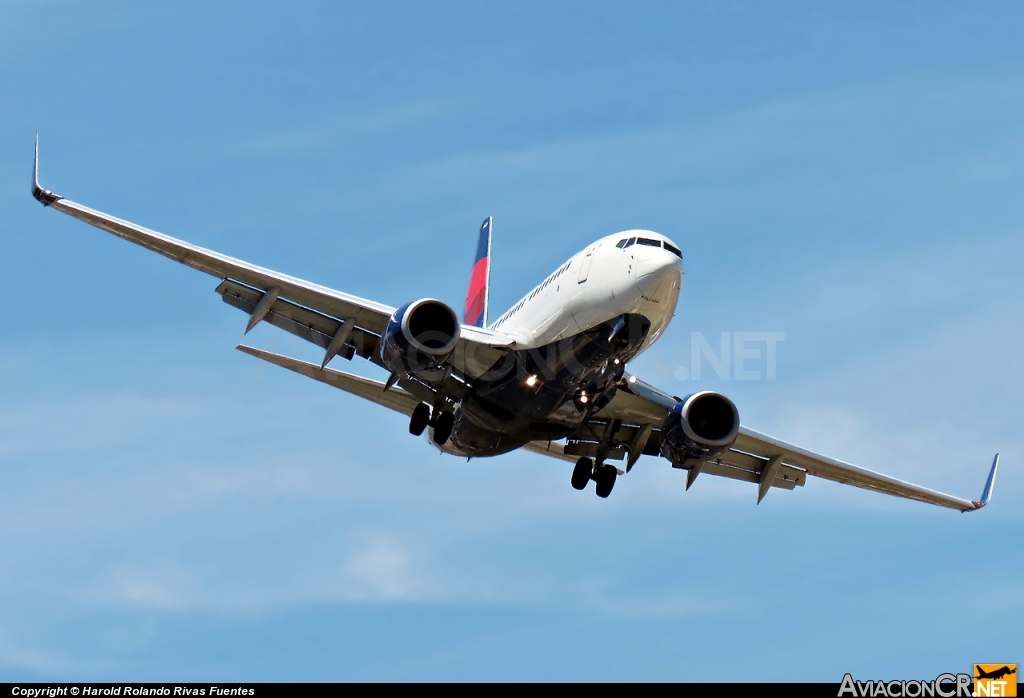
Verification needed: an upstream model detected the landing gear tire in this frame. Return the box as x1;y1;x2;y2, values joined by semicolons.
409;403;431;436
594;465;617;498
571;457;593;490
432;410;455;446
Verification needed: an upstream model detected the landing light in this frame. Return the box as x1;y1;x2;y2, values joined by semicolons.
579;392;589;404
526;374;539;387
613;358;620;365
628;375;638;384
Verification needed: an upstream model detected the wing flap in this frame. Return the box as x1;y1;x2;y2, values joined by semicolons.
708;451;808;489
522;439;577;463
696;460;802;490
715;448;770;472
218;279;379;360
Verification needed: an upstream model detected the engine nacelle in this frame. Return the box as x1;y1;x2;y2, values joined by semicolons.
660;391;740;463
379;298;461;375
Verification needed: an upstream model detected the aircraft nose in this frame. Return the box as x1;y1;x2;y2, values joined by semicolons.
635;252;683;296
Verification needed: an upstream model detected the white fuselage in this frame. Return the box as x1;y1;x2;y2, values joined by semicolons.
491;230;684;352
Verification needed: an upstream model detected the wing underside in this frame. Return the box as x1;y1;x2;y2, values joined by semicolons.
582;374;995;511
236;345;424;415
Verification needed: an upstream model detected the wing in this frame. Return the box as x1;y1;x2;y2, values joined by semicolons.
730;427;998;511
237;344;579;465
235;345;424;415
578;372;999;512
32;139;512;381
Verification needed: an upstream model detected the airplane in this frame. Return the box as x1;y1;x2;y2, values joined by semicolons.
30;137;1000;510
975;666;1016;681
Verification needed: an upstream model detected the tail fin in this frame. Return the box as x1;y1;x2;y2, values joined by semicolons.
464;216;492;327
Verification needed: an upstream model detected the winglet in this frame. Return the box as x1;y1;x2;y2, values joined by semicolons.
32;134;62;206
966;453;1000;512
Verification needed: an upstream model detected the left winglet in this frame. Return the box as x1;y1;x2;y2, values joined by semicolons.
32;135;62;206
966;453;1000;512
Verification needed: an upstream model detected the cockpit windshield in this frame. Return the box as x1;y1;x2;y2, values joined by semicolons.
617;236;681;258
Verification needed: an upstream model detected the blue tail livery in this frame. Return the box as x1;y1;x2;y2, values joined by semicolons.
464;216;492;327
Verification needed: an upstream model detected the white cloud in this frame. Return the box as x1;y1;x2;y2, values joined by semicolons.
343;534;426;602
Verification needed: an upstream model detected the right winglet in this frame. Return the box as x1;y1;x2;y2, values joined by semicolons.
967;453;1000;512
32;135;62;206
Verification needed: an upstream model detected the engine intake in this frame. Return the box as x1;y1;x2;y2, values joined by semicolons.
379;298;461;375
660;391;739;463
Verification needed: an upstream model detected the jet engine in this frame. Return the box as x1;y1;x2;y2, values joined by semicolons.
660;391;740;463
379;298;461;375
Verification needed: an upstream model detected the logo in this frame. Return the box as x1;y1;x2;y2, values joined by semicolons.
974;665;1017;697
838;667;1019;698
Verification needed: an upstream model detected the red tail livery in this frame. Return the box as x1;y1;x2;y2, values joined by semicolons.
464;217;492;327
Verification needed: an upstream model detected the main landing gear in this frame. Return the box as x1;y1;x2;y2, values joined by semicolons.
409;403;455;446
433;410;454;445
571;457;617;498
409;403;430;436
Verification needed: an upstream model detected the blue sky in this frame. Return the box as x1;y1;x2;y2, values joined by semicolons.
1;0;1022;681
